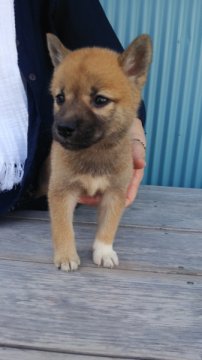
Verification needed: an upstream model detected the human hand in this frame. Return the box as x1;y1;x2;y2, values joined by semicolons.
79;193;101;206
125;118;146;207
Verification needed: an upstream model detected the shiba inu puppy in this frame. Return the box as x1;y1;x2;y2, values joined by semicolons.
47;33;152;271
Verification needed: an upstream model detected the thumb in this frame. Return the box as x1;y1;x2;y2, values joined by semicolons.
134;158;146;169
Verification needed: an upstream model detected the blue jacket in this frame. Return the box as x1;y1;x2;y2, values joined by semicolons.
0;0;145;215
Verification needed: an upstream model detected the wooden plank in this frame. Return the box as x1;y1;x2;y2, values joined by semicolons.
0;260;201;360
74;186;202;231
1;217;202;274
0;347;124;360
137;185;202;197
6;185;202;232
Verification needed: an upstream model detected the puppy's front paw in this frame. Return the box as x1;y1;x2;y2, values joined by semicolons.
54;251;80;272
93;241;119;268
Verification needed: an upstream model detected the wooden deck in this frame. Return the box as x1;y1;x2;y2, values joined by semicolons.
0;185;202;360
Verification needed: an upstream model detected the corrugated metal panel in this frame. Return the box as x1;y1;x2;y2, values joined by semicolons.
100;0;202;188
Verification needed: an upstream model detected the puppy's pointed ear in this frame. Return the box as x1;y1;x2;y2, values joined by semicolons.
46;33;71;67
118;34;152;88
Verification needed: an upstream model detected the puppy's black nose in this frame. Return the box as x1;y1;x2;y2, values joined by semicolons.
57;121;77;138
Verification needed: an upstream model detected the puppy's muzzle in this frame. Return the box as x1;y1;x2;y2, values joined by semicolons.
57;121;77;138
53;117;105;150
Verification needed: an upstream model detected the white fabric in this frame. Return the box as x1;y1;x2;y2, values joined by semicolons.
0;0;28;191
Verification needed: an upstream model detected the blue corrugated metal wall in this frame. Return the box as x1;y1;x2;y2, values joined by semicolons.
100;0;202;188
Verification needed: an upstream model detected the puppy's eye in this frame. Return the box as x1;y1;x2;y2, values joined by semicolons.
93;95;110;108
55;92;65;105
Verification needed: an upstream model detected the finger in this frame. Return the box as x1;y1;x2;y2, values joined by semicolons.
132;141;146;170
78;195;101;206
133;158;146;169
125;185;138;207
125;169;144;207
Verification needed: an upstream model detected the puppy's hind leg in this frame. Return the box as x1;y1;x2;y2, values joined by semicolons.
48;188;80;271
93;189;125;268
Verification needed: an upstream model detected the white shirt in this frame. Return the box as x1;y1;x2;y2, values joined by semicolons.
0;0;28;191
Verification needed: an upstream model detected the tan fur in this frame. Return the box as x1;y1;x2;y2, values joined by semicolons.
46;33;152;270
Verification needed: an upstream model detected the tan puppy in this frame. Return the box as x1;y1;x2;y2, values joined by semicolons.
47;33;152;271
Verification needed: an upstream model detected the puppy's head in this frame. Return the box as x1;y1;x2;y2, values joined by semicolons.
47;34;152;151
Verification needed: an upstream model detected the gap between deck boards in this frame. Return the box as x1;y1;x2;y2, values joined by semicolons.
0;257;201;278
0;344;172;360
4;214;202;235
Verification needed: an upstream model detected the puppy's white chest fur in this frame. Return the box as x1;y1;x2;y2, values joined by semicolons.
79;175;110;196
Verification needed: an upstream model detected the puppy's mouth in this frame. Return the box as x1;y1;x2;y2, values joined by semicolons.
57;137;104;150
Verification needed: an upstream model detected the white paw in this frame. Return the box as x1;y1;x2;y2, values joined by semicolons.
54;253;80;272
93;241;119;268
